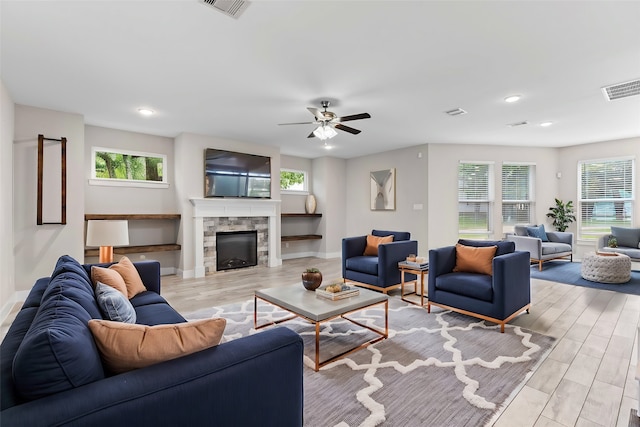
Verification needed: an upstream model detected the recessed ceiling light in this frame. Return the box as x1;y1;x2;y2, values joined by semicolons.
137;108;155;116
504;95;521;103
540;121;553;127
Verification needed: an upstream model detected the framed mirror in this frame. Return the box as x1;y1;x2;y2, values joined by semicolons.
37;134;66;225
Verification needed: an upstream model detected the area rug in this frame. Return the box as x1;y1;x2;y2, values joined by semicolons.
530;260;640;295
185;297;554;427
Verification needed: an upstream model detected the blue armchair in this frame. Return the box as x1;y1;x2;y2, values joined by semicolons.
427;239;530;333
342;230;418;293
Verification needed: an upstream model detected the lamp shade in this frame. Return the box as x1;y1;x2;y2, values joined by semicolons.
86;220;129;247
313;125;338;141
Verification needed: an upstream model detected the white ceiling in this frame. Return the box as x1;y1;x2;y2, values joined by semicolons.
2;0;639;159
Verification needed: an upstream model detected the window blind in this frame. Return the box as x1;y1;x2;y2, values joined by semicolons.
578;158;634;239
502;164;534;226
458;162;492;238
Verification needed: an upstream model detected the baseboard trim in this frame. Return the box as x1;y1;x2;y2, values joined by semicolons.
1;290;30;326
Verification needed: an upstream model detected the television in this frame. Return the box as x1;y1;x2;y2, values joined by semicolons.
204;148;271;198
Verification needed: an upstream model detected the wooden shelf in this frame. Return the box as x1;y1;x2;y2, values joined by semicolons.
85;214;180;221
281;213;322;218
85;244;181;257
281;234;322;242
84;213;181;257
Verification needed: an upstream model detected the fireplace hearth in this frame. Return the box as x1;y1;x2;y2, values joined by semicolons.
216;230;258;271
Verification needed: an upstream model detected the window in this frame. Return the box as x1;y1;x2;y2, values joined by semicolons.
458;162;493;239
502;163;535;232
90;147;168;188
578;157;634;240
280;169;308;193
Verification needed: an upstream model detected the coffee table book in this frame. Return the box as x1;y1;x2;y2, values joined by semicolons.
398;260;429;269
315;284;360;300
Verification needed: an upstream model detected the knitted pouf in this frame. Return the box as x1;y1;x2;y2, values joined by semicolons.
581;252;631;284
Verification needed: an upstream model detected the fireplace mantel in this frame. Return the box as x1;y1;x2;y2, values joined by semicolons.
189;198;281;277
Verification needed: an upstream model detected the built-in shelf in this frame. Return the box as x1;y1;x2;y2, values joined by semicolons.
281;234;322;242
281;213;322;218
281;213;322;242
84;214;181;256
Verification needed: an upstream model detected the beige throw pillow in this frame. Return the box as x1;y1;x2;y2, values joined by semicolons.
453;243;497;276
363;234;393;256
91;256;146;299
88;318;227;374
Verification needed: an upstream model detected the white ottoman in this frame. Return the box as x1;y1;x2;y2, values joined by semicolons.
581;252;631;284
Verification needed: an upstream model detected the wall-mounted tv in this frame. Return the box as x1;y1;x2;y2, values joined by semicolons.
204;148;271;198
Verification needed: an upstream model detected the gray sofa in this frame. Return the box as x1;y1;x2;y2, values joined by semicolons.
597;226;640;261
506;224;573;270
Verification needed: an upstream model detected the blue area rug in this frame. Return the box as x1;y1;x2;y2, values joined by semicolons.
530;260;640;295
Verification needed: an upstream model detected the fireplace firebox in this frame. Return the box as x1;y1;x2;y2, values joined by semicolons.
216;230;258;271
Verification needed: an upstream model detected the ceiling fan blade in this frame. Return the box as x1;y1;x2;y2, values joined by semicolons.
307;131;316;139
338;113;371;122
278;121;316;126
334;123;361;135
307;107;323;119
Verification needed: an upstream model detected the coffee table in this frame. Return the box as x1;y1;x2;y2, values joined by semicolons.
254;284;388;371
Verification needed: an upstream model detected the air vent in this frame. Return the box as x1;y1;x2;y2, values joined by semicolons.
445;108;467;116
200;0;250;19
507;121;529;127
601;79;640;101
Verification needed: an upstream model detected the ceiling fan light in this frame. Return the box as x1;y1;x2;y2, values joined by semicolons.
313;125;337;140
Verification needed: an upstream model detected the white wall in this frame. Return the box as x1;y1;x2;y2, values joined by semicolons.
174;132;281;277
13;105;85;291
345;145;429;256
312;156;347;259
557;137;640;259
1;81;16;311
83;125;179;270
426;143;559;250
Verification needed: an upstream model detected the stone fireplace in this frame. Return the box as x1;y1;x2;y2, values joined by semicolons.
190;198;280;277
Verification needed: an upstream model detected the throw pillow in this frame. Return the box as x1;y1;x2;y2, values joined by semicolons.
95;281;137;323
363;234;393;256
91;257;146;299
88;318;227;374
91;266;127;297
526;224;549;242
108;257;147;298
453;243;497;276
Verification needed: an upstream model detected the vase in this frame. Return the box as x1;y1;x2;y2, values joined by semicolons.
305;194;317;214
302;271;322;290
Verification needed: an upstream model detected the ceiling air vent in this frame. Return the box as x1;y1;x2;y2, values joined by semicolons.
445;108;467;116
199;0;250;19
601;79;640;101
507;121;529;127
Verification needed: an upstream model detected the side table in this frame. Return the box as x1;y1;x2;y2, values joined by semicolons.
398;262;428;307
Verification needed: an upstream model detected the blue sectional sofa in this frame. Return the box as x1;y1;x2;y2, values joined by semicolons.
1;255;303;427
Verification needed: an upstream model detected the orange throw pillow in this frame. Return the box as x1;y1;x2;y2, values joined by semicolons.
91;256;147;299
88;318;227;374
453;243;497;276
363;234;393;256
91;266;127;297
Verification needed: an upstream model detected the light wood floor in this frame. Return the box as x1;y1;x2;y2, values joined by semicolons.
2;257;638;426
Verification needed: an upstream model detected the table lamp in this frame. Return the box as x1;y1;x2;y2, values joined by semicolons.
86;220;129;263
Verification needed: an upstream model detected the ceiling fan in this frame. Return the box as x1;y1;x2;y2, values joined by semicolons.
278;101;371;140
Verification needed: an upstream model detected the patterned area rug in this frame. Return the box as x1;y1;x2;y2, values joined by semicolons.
186;297;554;427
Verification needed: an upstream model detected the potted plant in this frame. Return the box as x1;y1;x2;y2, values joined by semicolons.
302;268;322;290
546;198;576;232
